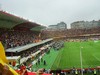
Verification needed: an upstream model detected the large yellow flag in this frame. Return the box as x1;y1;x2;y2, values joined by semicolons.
0;42;18;75
0;42;8;63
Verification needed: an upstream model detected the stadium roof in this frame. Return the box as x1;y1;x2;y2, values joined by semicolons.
0;10;46;31
31;26;46;31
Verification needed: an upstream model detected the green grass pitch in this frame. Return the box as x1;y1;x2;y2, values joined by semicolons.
33;40;100;70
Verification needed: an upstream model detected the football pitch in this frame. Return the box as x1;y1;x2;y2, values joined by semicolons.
33;40;100;70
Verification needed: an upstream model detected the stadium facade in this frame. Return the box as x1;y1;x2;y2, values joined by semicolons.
47;22;67;30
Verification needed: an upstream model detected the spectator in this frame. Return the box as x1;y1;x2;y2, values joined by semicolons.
93;69;97;75
0;64;9;75
36;68;44;75
75;69;78;75
43;60;46;65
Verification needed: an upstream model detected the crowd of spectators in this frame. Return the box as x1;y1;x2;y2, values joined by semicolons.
0;29;39;49
42;27;100;39
65;27;100;37
53;41;64;50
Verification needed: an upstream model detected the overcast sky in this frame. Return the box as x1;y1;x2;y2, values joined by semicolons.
0;0;100;28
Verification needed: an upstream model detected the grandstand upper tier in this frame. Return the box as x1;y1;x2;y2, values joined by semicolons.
0;10;46;49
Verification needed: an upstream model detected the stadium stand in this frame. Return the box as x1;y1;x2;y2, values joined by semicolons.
0;11;44;49
0;10;53;75
42;27;100;41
